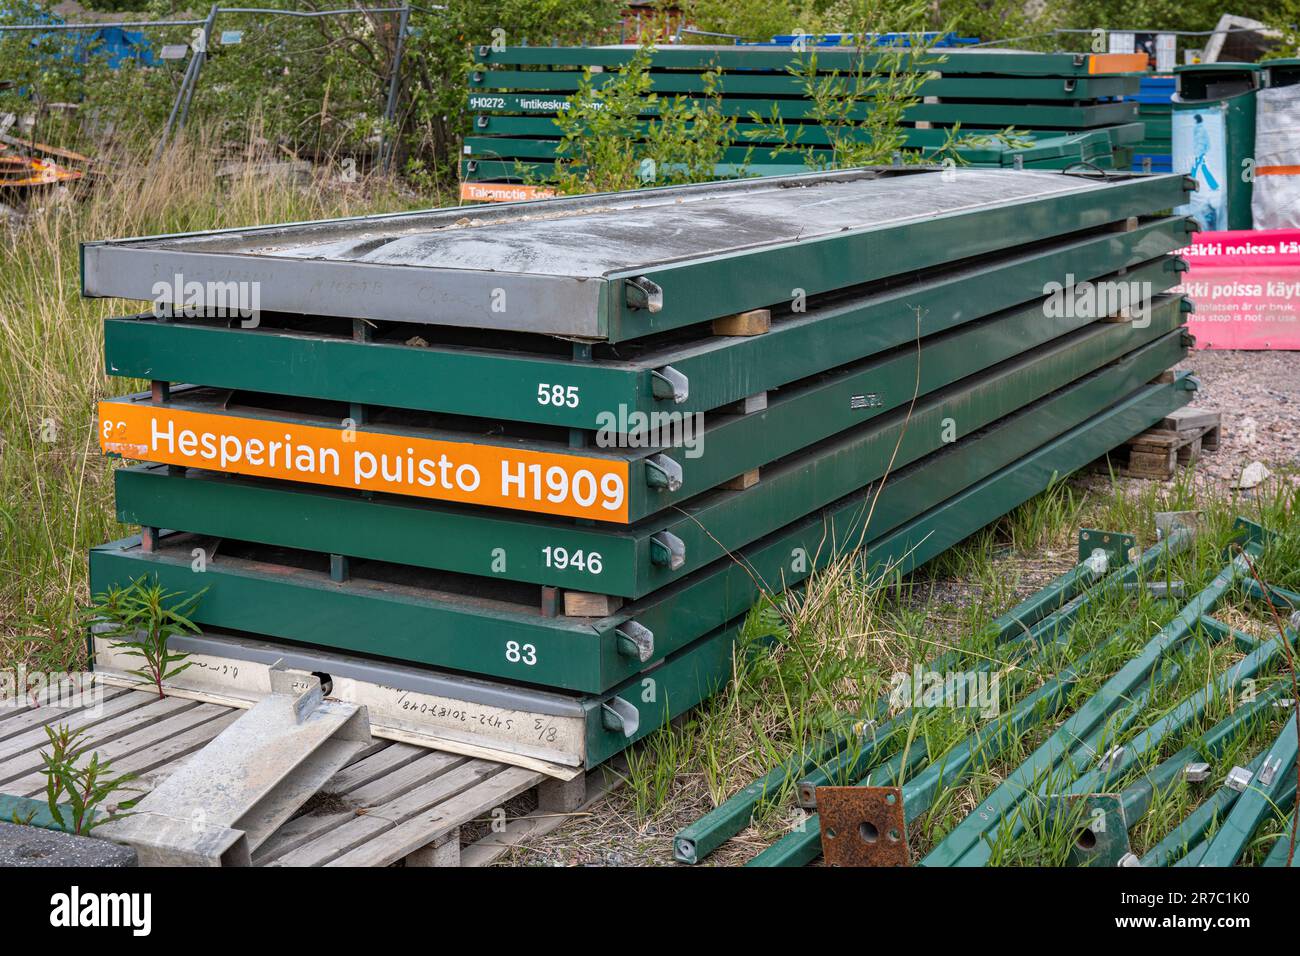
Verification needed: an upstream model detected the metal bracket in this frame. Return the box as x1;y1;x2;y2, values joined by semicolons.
816;786;909;866
601;697;640;737
1155;510;1201;540
625;276;663;313
1097;746;1126;771
615;621;655;662
1183;762;1212;784
644;453;683;492
1225;766;1253;792
97;668;372;866
1258;755;1283;787
650;531;686;570
650;365;689;403
1077;529;1134;567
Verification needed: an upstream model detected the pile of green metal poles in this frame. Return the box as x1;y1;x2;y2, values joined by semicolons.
676;528;1192;864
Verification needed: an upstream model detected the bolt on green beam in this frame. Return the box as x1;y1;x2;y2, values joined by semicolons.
1195;709;1299;867
1176;765;1297;867
1141;750;1269;867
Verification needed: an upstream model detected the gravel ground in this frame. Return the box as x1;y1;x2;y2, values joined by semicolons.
1175;349;1300;482
486;350;1300;867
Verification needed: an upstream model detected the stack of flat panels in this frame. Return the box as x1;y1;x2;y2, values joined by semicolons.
464;45;1148;195
84;167;1196;774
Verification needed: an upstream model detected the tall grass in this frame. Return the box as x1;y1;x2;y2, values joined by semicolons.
0;125;442;669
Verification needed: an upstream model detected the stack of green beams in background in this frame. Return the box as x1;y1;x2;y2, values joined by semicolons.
465;44;1149;189
82;166;1195;773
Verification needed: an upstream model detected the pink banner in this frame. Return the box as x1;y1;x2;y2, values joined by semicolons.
1175;229;1300;349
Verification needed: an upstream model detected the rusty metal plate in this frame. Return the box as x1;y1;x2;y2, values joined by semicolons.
817;786;909;867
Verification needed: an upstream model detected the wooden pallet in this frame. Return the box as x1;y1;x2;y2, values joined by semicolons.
1095;407;1221;480
0;686;604;867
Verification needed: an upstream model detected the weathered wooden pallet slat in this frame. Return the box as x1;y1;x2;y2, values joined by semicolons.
5;702;233;797
0;687;134;741
0;692;555;867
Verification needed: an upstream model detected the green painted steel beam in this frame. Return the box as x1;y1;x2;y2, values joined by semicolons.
747;643;1095;867
463;135;1108;168
102;216;1194;430
108;302;1189;595
1119;684;1291;828
472;45;1148;78
795;524;1193;804
673;715;908;863
468;69;1139;100
1141;750;1267;866
469;115;1147;149
466;92;1140;128
90;374;1190;694
1196;712;1299;866
1262;816;1297;866
1067;630;1299;799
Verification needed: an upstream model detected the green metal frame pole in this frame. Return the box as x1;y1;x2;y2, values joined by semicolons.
1068;628;1298;798
1177;769;1297;867
923;522;1269;867
1195;709;1299;866
1060;682;1292;867
672;545;1123;864
1142;750;1268;867
795;530;1191;805
1262;813;1297;866
674;713;902;864
745;645;1095;868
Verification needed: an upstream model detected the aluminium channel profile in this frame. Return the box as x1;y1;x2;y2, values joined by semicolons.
82;168;1191;342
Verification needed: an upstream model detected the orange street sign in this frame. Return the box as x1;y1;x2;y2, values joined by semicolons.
99;402;631;523
459;181;558;203
1087;53;1150;74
